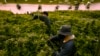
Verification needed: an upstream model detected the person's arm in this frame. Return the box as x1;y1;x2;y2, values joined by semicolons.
47;36;58;49
45;17;51;28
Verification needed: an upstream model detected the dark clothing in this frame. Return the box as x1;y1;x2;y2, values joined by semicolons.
47;35;63;49
47;35;76;56
33;15;51;35
33;15;51;29
57;40;76;56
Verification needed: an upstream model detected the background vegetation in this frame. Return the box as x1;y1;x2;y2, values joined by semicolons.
0;0;100;4
0;10;100;56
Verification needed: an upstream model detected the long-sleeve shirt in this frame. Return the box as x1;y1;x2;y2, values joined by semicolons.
57;40;76;56
33;15;51;29
48;35;76;56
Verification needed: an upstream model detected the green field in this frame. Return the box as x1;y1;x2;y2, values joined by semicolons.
0;0;100;4
0;10;100;56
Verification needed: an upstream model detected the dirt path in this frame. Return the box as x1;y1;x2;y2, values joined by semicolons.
0;3;100;14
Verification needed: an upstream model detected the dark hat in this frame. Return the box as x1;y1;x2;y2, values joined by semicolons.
58;25;72;36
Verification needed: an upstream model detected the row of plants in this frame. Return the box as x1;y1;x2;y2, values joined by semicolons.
0;10;100;56
0;0;100;4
